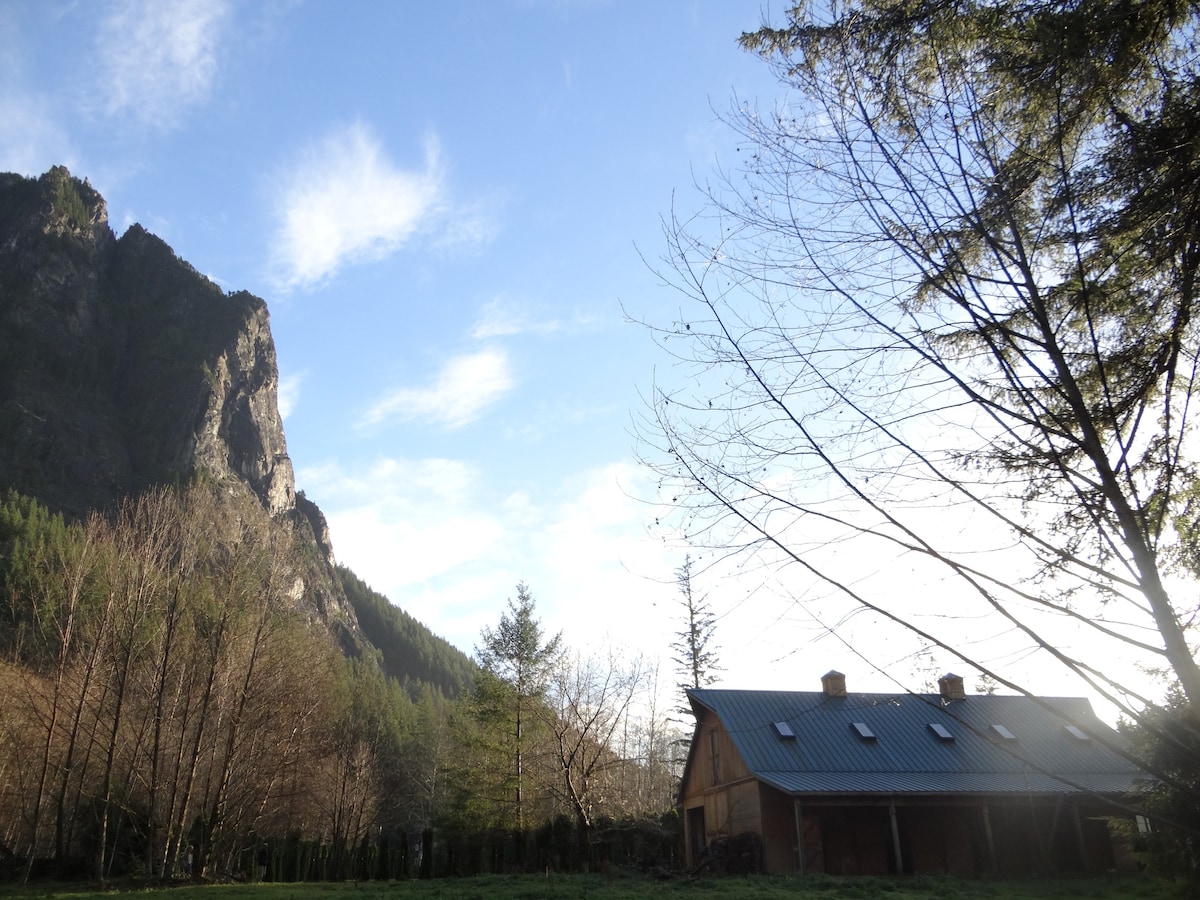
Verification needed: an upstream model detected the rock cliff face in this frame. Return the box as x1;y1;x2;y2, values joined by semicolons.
0;167;356;642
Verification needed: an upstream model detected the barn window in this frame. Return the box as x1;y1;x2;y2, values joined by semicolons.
1064;724;1091;741
773;721;796;739
850;721;877;741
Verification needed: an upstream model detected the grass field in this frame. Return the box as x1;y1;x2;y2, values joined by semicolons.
0;873;1184;900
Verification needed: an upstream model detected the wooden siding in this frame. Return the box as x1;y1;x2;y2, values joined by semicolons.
681;711;756;866
681;713;748;792
758;784;798;873
818;806;893;875
899;806;977;875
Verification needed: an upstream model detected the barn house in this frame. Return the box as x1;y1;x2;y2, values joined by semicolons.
679;672;1146;876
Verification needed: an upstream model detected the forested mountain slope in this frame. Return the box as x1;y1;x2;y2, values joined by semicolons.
338;565;475;698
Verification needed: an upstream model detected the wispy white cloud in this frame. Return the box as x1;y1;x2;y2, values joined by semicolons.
432;197;500;251
297;456;506;598
362;348;514;430
470;296;565;340
277;371;302;420
268;123;444;291
96;0;229;128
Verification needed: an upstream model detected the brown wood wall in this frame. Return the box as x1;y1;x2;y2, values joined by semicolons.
757;784;797;873
713;786;1127;877
680;710;755;867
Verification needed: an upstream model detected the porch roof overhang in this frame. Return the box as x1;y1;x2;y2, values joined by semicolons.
758;769;1146;797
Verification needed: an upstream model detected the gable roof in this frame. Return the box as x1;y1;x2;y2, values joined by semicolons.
686;688;1147;797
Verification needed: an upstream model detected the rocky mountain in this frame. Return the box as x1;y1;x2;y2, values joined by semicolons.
0;167;356;645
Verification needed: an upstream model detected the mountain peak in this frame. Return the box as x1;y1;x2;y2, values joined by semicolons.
0;167;369;643
0;167;295;518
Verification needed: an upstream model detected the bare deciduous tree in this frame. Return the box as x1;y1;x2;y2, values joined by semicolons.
544;648;646;865
0;485;345;881
641;0;1200;727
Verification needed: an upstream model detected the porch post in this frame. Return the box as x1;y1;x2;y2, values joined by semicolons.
683;807;691;869
1048;795;1064;872
1070;801;1088;871
793;798;805;874
981;804;997;874
888;800;903;874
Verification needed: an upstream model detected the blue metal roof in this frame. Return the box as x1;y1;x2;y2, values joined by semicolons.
687;688;1146;797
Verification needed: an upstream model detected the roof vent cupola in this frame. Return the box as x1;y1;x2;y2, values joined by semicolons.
821;670;847;697
938;673;966;701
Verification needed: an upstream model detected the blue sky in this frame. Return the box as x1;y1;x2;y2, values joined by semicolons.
1;1;1145;715
2;0;823;685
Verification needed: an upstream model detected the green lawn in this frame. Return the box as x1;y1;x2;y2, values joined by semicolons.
0;873;1184;900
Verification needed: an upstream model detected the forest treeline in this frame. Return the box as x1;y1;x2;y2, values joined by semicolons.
0;486;684;884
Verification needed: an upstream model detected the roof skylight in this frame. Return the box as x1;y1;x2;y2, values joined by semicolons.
851;722;877;741
1064;725;1091;741
773;721;796;740
991;724;1017;741
928;722;954;741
